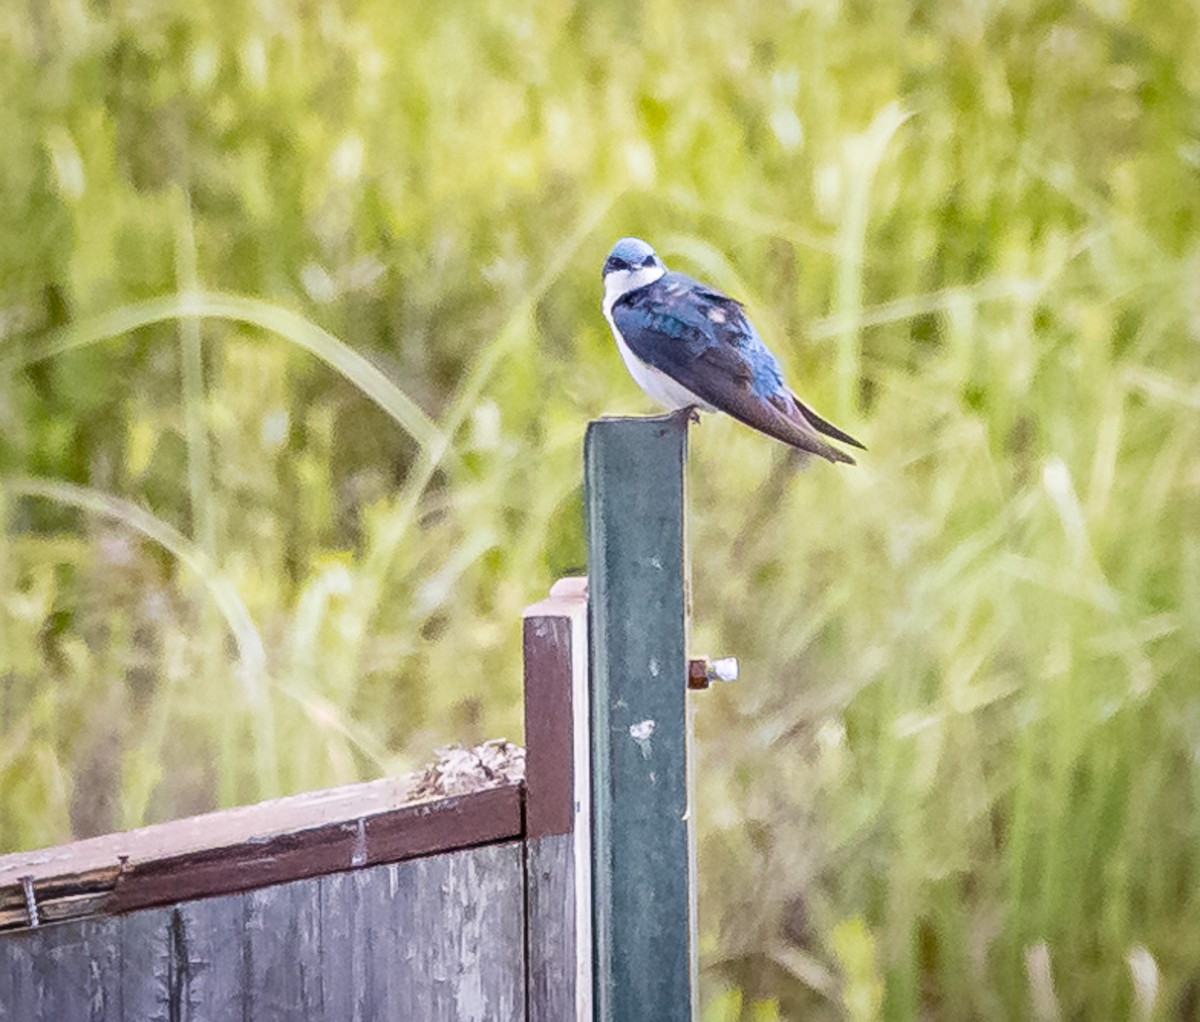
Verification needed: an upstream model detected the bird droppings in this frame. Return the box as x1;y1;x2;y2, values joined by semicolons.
649;657;660;677
410;738;525;800
350;818;367;866
629;719;656;759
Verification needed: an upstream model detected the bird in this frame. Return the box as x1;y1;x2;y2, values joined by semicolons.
601;236;865;465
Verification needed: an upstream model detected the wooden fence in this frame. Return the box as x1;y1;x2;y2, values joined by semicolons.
0;414;705;1022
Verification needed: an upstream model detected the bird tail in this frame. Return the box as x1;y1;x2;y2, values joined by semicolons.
738;398;857;464
796;433;856;465
791;394;867;450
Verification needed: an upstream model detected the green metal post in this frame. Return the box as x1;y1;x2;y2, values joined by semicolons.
585;412;694;1022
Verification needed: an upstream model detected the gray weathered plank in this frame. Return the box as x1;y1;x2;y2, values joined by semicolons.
422;842;526;1022
526;832;575;1022
354;843;525;1022
317;871;364;1022
245;879;324;1020
119;893;246;1022
23;917;119;1022
0;926;35;1022
1;813;547;1022
355;858;405;1020
585;414;695;1022
523;578;593;1022
116;908;171;1022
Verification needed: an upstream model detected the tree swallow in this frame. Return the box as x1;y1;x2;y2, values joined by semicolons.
601;236;865;465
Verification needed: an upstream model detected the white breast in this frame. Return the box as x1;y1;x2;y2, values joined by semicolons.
604;314;711;411
602;279;714;413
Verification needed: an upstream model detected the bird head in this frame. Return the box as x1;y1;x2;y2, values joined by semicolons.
602;237;666;310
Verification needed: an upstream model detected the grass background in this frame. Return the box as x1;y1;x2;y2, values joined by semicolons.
2;0;1199;1017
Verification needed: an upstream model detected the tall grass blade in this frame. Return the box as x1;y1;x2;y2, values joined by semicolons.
4;477;268;684
3;476;279;796
3;293;443;456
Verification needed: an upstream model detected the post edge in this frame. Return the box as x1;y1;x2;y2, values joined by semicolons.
522;578;593;1022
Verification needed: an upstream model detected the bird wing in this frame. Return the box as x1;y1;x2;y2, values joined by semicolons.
612;273;858;464
791;393;867;450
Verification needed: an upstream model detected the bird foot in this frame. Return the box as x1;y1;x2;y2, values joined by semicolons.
673;405;701;426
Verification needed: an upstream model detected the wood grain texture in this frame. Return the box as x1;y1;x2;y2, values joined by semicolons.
316;871;363;1022
1;774;523;935
522;613;576;838
23;916;119;1022
111;784;523;916
525;832;575;1022
0;774;421;888
362;844;526;1022
0;926;35;1022
1;842;532;1020
0;867;121;926
119;894;246;1022
246;880;325;1020
522;578;592;1022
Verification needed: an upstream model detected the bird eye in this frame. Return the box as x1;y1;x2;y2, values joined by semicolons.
641;255;657;268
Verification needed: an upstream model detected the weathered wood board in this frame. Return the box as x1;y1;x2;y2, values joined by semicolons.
523;577;592;1022
0;843;525;1022
0;783;523;930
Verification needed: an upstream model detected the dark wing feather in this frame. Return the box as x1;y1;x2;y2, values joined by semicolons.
792;394;866;450
613;275;856;464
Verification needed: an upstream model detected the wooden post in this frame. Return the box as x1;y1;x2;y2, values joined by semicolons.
523;577;593;1022
585;413;695;1022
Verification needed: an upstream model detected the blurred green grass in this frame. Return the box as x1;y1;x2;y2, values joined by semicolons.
2;0;1199;1017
